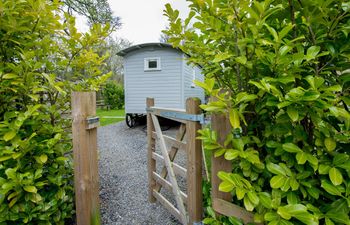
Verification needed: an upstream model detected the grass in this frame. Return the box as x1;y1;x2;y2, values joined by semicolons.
96;108;125;126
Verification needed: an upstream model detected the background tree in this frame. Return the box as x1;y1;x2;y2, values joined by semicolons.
62;0;121;29
101;37;132;82
165;0;350;224
60;0;130;87
159;27;170;43
0;0;112;223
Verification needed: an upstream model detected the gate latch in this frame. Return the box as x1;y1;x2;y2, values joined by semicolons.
86;116;100;130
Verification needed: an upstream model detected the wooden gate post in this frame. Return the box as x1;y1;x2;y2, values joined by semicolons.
147;98;156;203
211;111;233;212
211;111;257;223
72;92;100;225
186;98;203;224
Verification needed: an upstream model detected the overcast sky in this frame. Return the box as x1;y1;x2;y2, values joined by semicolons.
108;0;190;44
73;0;186;45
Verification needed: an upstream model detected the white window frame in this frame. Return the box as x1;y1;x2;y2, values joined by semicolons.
144;57;161;71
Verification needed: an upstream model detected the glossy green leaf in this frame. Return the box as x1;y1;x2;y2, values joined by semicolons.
5;168;16;180
306;46;320;61
2;73;18;79
326;210;350;224
321;180;342;196
333;153;349;166
281;178;290;192
278;204;308;219
302;91;320;101
319;164;331;175
258;192;272;209
224;149;240;160
243;195;255;211
279;45;292;56
338;161;350;171
219;181;234;192
228;216;244;225
264;212;279;221
236;188;246;200
29;193;42;203
282;143;302;153
235;56;247;65
8;197;17;208
214;148;226;157
306;187;320;199
324;138;336;152
229;109;241;129
270;175;285;188
247;191;259;205
23;186;37;193
3;130;16;142
232;138;244;151
286;106;299;122
296;152;307;164
213;52;232;63
39;154;48;164
217;171;232;183
0;155;12;162
267;163;286;176
329;167;343;186
235;93;257;104
290;178;300;191
306;154;318;171
287;192;298;204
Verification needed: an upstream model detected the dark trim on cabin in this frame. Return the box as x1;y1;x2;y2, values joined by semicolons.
116;42;175;56
117;42;203;69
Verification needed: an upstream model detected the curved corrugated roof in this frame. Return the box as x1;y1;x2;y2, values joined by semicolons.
116;42;178;56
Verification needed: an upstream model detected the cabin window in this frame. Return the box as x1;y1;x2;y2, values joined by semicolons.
144;57;161;71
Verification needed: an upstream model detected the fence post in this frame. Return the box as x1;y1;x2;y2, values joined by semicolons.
186;98;203;225
211;111;233;207
147;98;156;203
72;92;100;225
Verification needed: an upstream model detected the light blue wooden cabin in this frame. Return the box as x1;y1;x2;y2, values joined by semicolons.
117;43;204;127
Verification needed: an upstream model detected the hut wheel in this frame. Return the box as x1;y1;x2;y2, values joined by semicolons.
126;113;136;128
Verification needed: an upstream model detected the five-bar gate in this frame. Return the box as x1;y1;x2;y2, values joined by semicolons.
146;98;203;225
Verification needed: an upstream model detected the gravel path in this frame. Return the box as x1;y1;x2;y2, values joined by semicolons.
97;121;183;225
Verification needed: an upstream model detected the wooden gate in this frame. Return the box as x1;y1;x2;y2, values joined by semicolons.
146;98;203;225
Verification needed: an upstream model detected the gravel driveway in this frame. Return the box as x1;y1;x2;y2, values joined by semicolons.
98;121;183;225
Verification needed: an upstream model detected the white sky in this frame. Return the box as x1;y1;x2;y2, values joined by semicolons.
76;0;190;45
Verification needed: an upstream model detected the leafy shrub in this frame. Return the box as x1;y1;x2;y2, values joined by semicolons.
102;81;124;109
165;0;350;224
0;0;111;224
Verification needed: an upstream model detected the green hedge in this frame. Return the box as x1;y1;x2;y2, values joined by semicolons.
165;0;350;224
102;81;124;109
0;0;111;224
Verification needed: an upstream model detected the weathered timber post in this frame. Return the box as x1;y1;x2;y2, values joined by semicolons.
147;97;156;203
186;98;203;225
211;111;257;223
211;110;233;210
72;92;100;225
